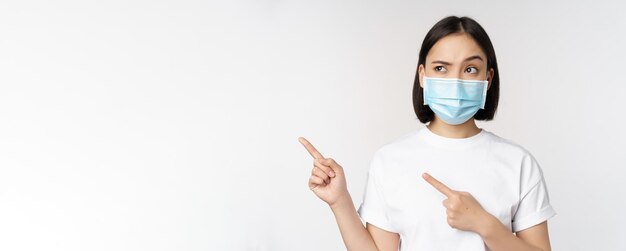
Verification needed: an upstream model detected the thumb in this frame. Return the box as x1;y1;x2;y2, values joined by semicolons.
321;158;343;174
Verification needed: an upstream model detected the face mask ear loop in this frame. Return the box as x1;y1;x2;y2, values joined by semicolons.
480;78;489;109
422;76;429;105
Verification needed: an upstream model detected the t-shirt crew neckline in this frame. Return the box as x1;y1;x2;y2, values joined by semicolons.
418;125;489;150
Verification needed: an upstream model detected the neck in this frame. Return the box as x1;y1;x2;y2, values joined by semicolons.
426;117;482;139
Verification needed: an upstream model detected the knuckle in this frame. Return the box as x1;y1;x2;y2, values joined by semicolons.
315;167;327;176
312;159;320;165
311;176;322;184
312;166;320;173
316;163;329;171
313;172;325;180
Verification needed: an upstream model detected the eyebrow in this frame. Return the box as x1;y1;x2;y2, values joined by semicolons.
431;55;484;65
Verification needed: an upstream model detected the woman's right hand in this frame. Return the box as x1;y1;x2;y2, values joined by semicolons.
298;137;349;207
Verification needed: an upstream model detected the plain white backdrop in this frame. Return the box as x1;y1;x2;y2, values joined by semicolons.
1;0;625;250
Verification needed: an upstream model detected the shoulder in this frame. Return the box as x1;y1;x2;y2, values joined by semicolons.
364;130;420;177
371;130;420;162
484;130;534;157
485;131;536;161
484;130;545;184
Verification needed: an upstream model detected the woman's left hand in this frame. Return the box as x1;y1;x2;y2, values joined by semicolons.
422;172;495;235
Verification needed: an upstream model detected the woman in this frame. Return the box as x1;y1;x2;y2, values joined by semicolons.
299;16;556;251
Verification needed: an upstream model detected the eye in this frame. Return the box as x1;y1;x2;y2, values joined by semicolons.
465;67;478;74
434;66;447;72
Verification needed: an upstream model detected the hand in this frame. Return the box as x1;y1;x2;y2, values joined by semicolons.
298;137;349;207
422;172;494;235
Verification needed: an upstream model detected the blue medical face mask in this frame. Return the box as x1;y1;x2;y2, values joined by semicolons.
423;76;489;125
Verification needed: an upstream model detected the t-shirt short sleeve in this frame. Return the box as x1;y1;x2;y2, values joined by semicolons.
512;153;557;232
357;151;397;232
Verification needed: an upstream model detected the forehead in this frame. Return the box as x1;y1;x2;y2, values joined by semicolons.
426;33;486;62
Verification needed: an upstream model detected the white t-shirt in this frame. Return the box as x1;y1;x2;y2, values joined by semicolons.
357;126;556;251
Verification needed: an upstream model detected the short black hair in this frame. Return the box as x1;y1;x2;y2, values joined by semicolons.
413;16;500;124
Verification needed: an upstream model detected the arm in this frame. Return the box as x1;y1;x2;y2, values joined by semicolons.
330;195;400;251
298;137;399;251
479;219;551;251
422;173;552;251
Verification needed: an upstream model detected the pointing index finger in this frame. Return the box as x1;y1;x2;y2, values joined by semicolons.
298;137;325;160
422;172;454;197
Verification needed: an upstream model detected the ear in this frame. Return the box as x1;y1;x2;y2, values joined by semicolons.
487;68;494;90
418;64;425;88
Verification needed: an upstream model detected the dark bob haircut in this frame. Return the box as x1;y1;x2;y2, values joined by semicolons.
413;16;500;124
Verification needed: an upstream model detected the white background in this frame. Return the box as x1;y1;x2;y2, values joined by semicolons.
1;0;625;250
